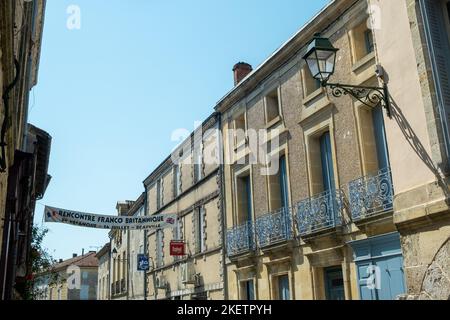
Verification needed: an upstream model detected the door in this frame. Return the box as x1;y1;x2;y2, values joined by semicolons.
277;275;290;300
351;233;406;300
373;255;406;300
324;267;345;300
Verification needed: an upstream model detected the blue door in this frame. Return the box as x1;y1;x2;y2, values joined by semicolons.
372;106;389;170
320;132;335;192
278;275;290;300
350;232;406;300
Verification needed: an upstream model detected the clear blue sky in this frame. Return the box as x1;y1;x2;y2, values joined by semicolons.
30;0;329;260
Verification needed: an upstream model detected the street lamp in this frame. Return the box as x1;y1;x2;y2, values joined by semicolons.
303;33;391;118
112;248;127;261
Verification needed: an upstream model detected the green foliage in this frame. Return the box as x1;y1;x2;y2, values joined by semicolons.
25;225;58;300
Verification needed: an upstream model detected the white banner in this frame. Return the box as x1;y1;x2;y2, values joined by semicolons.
44;206;177;230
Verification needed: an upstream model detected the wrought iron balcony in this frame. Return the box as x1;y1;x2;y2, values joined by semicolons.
348;167;393;221
295;189;344;236
255;207;293;248
226;221;255;257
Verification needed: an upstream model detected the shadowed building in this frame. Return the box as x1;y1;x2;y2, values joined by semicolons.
0;0;52;300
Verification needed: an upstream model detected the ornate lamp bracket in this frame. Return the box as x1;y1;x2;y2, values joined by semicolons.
323;81;392;118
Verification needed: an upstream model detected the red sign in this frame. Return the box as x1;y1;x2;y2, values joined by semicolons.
170;241;185;256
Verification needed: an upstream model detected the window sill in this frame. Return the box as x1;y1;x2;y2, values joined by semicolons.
234;139;246;152
302;87;325;106
265;115;282;130
352;51;375;74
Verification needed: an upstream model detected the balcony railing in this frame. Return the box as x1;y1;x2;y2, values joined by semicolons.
295;189;344;236
348;167;393;221
255;207;293;248
226;221;255;256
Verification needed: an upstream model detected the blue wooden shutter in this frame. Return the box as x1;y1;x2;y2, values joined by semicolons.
320;132;335;192
372;106;390;170
279;156;289;208
244;176;252;222
420;0;450;166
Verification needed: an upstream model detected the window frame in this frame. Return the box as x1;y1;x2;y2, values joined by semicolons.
264;87;281;125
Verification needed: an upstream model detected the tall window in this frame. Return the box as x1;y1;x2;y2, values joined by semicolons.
279;156;289;209
372;106;389;170
236;174;253;223
241;280;255;300
268;155;289;211
320;132;335;192
195;207;205;253
234;113;246;147
156;180;161;210
277;275;290;300
265;88;280;124
173;165;181;197
194;151;203;183
156;230;163;267
364;30;374;55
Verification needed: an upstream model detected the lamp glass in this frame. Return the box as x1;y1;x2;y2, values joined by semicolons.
303;34;338;83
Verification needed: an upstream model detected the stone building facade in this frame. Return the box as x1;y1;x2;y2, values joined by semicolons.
126;194;146;300
144;113;225;300
218;0;431;300
109;201;133;300
100;0;450;300
96;243;110;300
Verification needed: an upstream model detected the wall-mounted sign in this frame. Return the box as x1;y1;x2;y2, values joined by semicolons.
170;241;185;256
44;205;177;230
137;254;150;271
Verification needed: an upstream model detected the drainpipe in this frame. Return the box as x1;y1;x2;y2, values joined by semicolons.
217;112;229;300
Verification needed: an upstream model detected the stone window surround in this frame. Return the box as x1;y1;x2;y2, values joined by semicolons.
353;77;386;177
263;85;282;127
347;16;374;66
303;110;339;196
232;165;254;226
264;257;293;300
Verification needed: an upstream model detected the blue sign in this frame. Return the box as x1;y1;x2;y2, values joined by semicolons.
137;254;150;271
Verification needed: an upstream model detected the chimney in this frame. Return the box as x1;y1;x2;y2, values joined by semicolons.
82;248;85;256
59;259;63;263
233;62;252;86
72;253;77;258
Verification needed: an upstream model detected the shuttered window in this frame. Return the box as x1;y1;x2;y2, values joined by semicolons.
420;0;450;165
194;207;205;253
